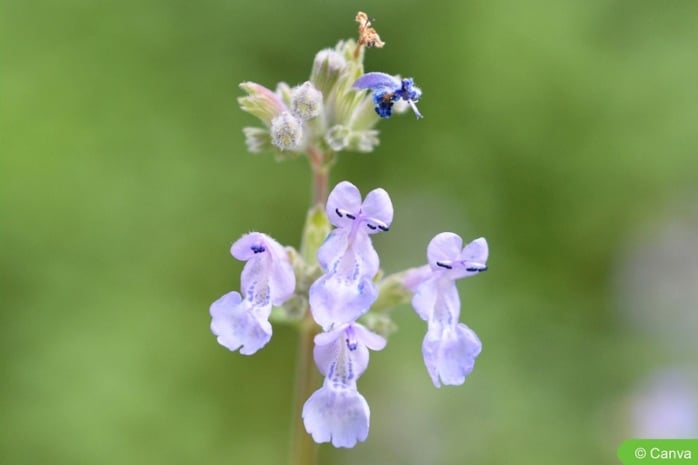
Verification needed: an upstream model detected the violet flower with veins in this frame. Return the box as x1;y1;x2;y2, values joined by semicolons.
309;181;393;330
302;323;386;448
210;232;295;355
411;233;488;387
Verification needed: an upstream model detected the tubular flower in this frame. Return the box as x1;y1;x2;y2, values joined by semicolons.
210;233;295;355
302;323;386;448
411;233;488;387
309;181;393;330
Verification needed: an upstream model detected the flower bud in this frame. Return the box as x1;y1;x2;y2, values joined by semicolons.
291;81;324;120
238;82;288;126
270;112;303;151
310;48;348;97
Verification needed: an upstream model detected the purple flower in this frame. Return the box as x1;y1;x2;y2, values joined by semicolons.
210;232;295;355
411;233;488;387
302;323;386;448
353;72;423;119
309;181;393;330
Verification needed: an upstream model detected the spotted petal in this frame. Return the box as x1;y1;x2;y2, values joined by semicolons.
427;232;463;269
231;232;295;307
313;323;386;378
361;188;393;234
326;181;363;229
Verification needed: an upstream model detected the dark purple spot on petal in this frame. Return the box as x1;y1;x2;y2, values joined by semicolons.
251;245;266;254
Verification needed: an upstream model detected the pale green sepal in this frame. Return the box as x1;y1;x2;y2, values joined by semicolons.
347;129;380;153
360;313;398;339
242;127;273;153
372;271;413;313
299;205;331;266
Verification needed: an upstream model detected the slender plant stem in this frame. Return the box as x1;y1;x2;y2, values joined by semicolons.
288;147;328;465
288;314;320;465
308;146;329;207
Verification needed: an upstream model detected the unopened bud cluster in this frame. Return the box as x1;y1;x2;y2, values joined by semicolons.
238;40;385;159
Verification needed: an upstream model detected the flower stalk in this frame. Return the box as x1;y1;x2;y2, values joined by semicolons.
288;147;330;465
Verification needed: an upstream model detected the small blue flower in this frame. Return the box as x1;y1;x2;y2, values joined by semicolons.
210;232;295;355
411;233;488;387
309;181;393;330
353;72;423;119
302;323;386;448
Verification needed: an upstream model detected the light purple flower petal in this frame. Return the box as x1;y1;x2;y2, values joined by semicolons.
412;276;461;322
231;232;295;307
427;232;463;269
427;233;488;279
230;232;270;261
361;188;393;234
317;232;377;280
309;272;377;330
343;230;380;278
351;324;387;352
451;237;489;279
210;291;273;355
313;323;386;378
326;181;362;229
317;229;350;272
302;382;370;448
353;72;401;91
402;264;432;293
422;322;481;387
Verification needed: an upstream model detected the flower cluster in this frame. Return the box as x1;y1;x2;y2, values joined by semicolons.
210;12;488;452
238;39;423;161
302;181;392;447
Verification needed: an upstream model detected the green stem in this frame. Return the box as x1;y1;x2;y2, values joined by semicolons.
288;314;320;465
288;147;328;465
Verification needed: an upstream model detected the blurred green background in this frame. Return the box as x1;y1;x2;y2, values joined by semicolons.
3;0;698;464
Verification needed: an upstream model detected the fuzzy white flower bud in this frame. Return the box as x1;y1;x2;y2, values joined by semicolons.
291;81;323;120
270;112;303;151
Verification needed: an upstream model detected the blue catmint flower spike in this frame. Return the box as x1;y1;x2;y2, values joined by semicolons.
353;72;423;119
209;233;296;355
309;181;393;330
410;233;488;386
302;323;386;448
